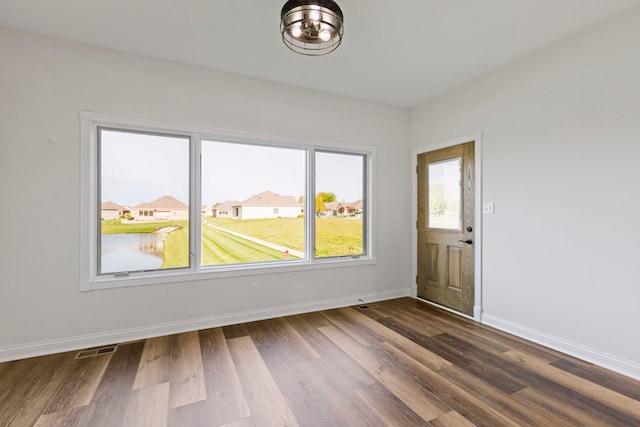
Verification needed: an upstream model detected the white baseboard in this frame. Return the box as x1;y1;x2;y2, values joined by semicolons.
482;313;640;381
0;289;409;363
473;305;482;321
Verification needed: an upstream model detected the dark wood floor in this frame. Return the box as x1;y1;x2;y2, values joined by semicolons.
1;298;639;427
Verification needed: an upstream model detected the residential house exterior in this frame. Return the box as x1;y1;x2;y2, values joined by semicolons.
323;201;339;217
233;191;302;220
349;199;363;216
201;205;213;217
100;200;122;220
132;195;189;221
211;200;239;218
322;199;363;217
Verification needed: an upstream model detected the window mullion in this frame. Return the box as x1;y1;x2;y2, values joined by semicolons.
363;154;369;255
307;148;316;260
191;133;202;272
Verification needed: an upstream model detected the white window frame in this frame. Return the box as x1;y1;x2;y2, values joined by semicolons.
80;111;375;291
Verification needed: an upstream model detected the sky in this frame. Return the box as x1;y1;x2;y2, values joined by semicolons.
201;140;305;205
100;130;364;208
315;151;364;203
100;130;190;206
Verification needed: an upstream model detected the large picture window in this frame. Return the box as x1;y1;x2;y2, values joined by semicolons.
81;112;373;289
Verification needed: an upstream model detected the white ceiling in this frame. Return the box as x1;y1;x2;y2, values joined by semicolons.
1;0;639;108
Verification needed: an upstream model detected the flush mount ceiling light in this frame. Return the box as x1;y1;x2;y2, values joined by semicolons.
280;0;344;56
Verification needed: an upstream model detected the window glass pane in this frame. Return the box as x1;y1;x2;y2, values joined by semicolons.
98;129;190;274
201;140;305;266
428;158;461;230
315;151;365;258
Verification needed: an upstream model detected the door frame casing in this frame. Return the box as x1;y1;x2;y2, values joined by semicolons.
411;132;483;321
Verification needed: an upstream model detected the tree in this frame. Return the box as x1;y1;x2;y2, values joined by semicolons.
317;191;336;203
298;195;304;204
315;194;326;213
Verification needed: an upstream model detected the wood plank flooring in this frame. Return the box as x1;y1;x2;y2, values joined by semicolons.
1;297;639;426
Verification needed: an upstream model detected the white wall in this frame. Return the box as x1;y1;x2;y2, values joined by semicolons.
0;28;411;359
410;8;640;378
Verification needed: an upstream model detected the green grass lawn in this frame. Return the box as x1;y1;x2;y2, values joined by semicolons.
201;225;296;265
205;216;363;258
161;225;190;269
204;217;304;251
315;217;364;257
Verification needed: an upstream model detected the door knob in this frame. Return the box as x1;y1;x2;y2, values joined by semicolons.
458;239;473;245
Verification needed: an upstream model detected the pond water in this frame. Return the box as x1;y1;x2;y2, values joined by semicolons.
100;233;166;274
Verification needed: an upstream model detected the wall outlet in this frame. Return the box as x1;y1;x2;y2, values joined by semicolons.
250;282;258;295
379;269;386;279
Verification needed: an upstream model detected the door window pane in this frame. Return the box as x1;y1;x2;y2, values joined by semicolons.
428;158;461;230
315;151;365;257
200;141;305;266
98;129;190;274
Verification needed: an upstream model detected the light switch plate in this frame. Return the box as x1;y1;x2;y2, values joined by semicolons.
483;202;495;214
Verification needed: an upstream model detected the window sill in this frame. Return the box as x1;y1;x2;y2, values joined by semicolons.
82;256;376;291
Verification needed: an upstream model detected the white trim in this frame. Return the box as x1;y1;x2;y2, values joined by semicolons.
366;150;375;262
79;117;93;291
410;132;483;321
483;314;640;381
0;288;408;363
79;111;374;155
80;111;376;290
88;257;376;291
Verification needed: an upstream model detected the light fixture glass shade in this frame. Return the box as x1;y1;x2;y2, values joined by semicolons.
280;0;344;56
